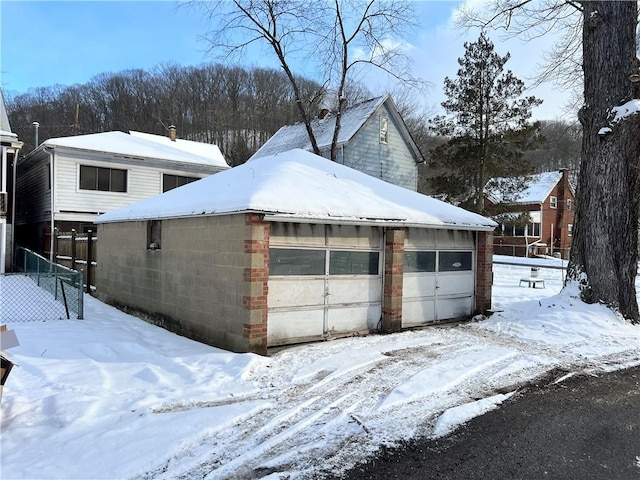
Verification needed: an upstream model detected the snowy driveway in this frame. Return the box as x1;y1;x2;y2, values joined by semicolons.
1;264;639;479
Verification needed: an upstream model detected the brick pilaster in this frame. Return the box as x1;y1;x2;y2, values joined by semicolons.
242;213;270;354
475;231;493;314
382;228;405;332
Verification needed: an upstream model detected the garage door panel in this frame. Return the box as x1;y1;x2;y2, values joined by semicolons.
327;304;381;334
268;309;325;345
402;298;436;326
268;279;325;308
437;296;473;319
402;274;436;298
327;277;382;305
437;273;474;296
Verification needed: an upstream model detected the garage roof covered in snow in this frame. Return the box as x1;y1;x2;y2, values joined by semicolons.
97;149;496;231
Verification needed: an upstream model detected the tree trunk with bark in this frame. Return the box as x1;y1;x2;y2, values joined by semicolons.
568;1;640;323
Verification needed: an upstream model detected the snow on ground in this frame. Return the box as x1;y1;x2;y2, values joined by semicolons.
2;263;640;480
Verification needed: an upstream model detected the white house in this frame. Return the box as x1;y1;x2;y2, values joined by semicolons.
250;95;423;191
15;130;229;257
0;89;24;272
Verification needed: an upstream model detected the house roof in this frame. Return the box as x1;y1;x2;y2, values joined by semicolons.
0;89;22;146
36;131;229;169
249;95;423;162
486;171;565;205
129;131;226;165
0;89;12;133
96;148;496;231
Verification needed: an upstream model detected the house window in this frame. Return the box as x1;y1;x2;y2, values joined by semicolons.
568;224;573;237
567;199;573;210
379;116;389;144
549;196;557;209
530;222;541;237
79;165;127;192
162;174;199;193
148;220;162;249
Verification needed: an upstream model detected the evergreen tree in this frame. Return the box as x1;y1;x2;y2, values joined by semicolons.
428;32;541;213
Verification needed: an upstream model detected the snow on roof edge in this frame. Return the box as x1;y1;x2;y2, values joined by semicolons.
96;208;496;231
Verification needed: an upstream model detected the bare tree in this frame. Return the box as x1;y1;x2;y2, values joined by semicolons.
184;0;420;161
459;1;640;323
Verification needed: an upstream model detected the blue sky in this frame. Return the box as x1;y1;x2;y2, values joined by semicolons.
0;1;573;121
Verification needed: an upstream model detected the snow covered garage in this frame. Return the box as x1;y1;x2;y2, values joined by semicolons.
95;149;496;354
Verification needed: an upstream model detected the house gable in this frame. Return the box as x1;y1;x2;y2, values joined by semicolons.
249;95;423;191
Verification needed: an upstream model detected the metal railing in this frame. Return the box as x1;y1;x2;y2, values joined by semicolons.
1;247;84;321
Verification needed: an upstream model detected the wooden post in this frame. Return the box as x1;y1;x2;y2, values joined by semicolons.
70;229;77;271
86;230;93;293
53;227;59;264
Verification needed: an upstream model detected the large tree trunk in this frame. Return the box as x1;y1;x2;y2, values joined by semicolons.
568;1;640;323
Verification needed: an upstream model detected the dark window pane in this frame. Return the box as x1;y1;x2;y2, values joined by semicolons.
514;225;526;237
439;251;473;272
148;220;161;249
163;174;197;192
111;169;127;192
177;175;197;187
531;223;541;237
404;251;436;273
97;167;110;191
329;251;379;275
163;175;176;192
79;166;96;190
270;248;325;275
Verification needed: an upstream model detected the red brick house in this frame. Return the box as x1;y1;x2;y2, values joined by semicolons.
486;169;575;258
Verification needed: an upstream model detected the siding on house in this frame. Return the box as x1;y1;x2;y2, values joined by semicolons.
52;151;211;222
340;105;417;191
15;159;51;226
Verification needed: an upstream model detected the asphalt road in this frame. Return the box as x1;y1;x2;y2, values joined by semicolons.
338;366;640;480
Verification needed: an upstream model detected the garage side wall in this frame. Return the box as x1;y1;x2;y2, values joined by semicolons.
96;214;268;354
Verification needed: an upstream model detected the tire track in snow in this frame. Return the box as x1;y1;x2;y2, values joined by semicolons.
140;330;554;479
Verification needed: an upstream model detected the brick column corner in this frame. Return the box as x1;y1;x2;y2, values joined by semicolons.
476;230;493;314
382;227;405;333
242;213;270;355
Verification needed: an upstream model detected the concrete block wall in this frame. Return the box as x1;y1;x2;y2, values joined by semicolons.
96;213;264;353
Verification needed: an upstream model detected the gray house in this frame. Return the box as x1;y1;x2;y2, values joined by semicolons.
250;95;423;191
95;149;495;355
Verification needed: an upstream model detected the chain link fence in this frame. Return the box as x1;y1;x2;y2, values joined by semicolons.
0;247;84;322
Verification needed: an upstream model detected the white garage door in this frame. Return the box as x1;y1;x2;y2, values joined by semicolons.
267;223;382;346
402;229;475;327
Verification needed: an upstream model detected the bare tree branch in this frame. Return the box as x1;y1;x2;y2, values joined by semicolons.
182;0;422;160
